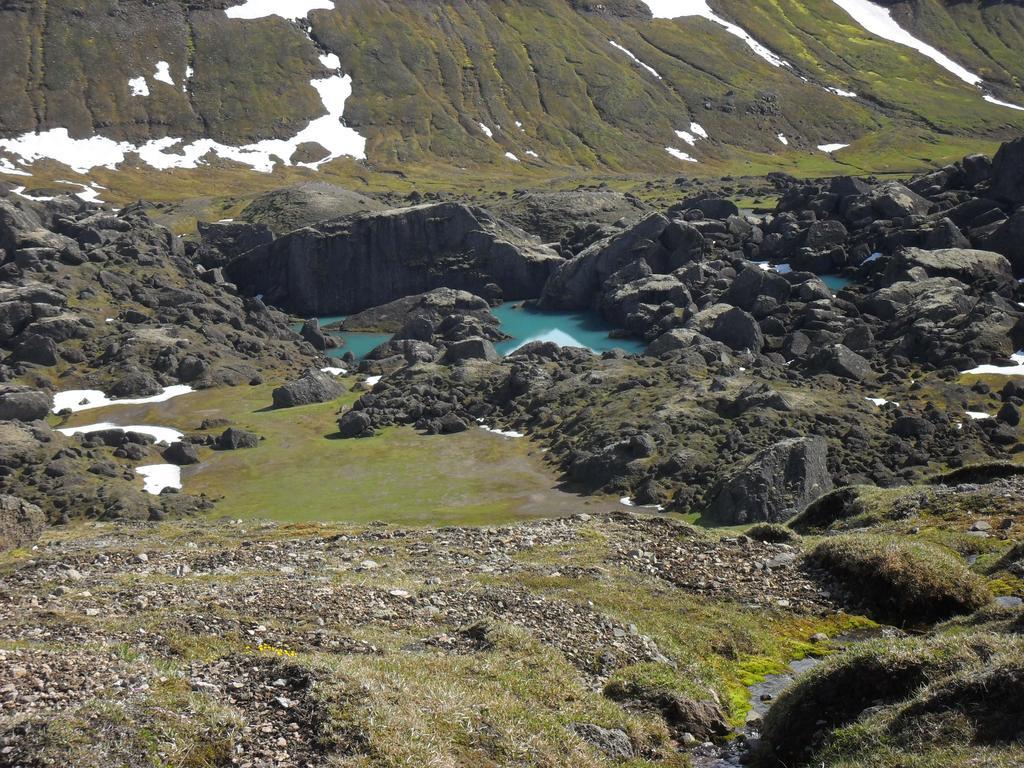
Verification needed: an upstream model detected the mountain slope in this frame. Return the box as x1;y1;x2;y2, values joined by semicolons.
0;0;1022;194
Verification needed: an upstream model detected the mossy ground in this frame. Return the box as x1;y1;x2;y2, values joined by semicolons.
0;514;868;766
55;380;624;526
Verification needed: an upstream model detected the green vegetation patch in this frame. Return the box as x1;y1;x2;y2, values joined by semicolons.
807;535;991;625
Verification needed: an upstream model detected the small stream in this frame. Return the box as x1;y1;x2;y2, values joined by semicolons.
691;631;878;767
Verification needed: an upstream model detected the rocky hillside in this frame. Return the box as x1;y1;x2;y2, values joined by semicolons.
1;0;1023;193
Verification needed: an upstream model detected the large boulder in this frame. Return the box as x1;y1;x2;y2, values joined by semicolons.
300;318;336;351
864;181;932;219
491;190;650;243
0;387;50;421
10;333;59;366
540;213;702;310
706;436;833;524
887;247;1015;295
976;208;1024;276
239;182;386;234
272;370;347;409
991;137;1024;205
0;495;46;552
813;344;875;382
442;337;499;364
343;288;495;334
706;306;763;352
225;203;562;315
216;427;260;450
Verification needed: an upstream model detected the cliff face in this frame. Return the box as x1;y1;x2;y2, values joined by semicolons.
226;203;563;315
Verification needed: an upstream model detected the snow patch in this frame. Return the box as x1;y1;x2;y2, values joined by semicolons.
818;143;849;153
58;423;185;445
675;130;698;146
320;52;341;69
983;94;1024;112
52;385;195;414
0;158;31;177
505;152;520;162
154;61;174;86
866;397;898;407
525;149;539;158
620;497;665;512
137;464;183;495
757;261;792;274
966;411;992;420
11;187;54;202
129;76;150;97
777;133;789;145
608;40;662;79
225;0;335;22
826;86;858;98
478;123;494;138
964;351;1024;377
55;180;106;204
640;1;790;68
666;147;697;163
689;122;708;139
321;366;347;376
477;422;525;439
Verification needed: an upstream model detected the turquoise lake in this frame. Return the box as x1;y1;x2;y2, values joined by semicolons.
308;273;854;361
313;304;646;360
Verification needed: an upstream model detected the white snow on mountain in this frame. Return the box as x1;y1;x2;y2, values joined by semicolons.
640;1;790;68
224;0;335;22
984;94;1024;112
129;76;149;96
666;147;697;162
829;0;1024;110
154;61;174;86
829;0;981;86
608;40;662;79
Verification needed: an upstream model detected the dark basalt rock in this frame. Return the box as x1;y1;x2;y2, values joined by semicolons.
441;337;499;364
109;371;162;399
991;137;1024;205
706;306;763;352
0;387;50;421
706;436;833;524
195;220;274;269
10;333;59;366
343;288;496;334
887;247;1016;295
491;190;650;243
226;203;562;316
239;182;386;234
163;441;200;466
338;410;373;438
216;428;260;450
272;370;347;409
300;318;336;351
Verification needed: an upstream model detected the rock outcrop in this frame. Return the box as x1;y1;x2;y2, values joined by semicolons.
272;370;347;409
706;437;832;524
226;203;562;315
